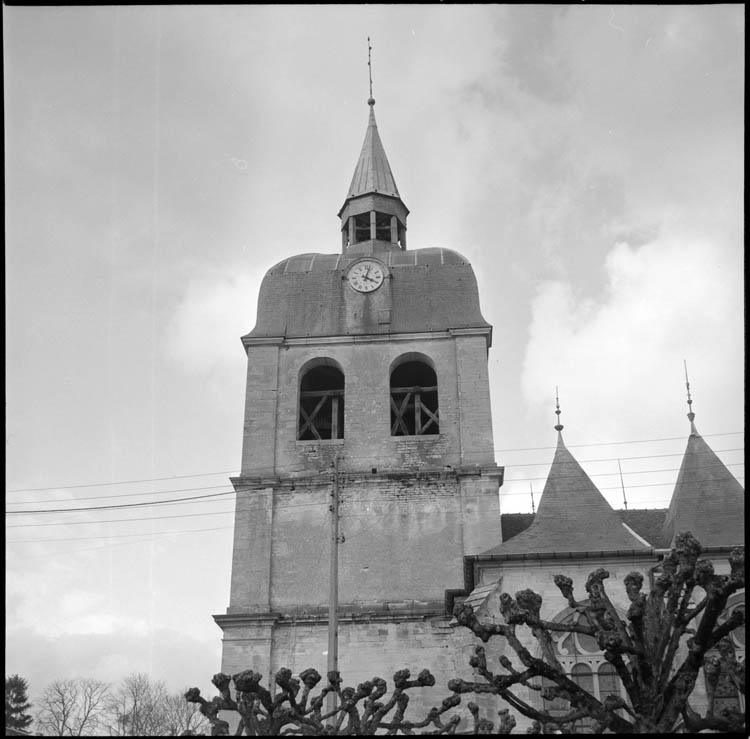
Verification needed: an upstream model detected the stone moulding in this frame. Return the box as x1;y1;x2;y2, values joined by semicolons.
229;465;503;492
215;601;449;628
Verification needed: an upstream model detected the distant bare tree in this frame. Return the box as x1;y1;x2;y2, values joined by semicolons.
107;673;168;736
161;689;210;736
35;678;111;736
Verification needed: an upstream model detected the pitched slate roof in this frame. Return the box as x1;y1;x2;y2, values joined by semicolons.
661;421;744;547
500;508;669;549
346;103;400;200
619;508;669;547
501;512;536;542
484;432;649;556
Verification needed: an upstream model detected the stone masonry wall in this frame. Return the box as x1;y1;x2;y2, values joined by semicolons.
219;617;483;725
240;332;497;478
226;474;499;612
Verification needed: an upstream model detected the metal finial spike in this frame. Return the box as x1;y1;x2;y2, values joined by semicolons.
367;37;375;106
684;360;696;423
554;386;564;432
529;483;535;514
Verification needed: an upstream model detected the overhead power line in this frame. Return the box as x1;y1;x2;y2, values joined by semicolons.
6;430;743;494
6;489;235;515
5;458;744;516
6;524;234;545
6;470;745;529
6;447;745;509
6;507;235;529
6;470;240;494
6;483;235;507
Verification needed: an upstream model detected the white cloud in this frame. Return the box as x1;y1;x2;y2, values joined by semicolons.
164;268;264;385
521;228;743;442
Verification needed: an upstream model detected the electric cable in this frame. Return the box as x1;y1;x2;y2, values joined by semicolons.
6;430;743;494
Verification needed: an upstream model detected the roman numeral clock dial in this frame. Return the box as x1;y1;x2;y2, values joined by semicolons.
347;259;385;293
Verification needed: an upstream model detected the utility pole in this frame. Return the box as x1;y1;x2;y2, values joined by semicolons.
326;455;340;720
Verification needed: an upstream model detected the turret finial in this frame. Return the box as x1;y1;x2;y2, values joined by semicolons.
554;386;564;432
367;37;375;106
684;360;697;432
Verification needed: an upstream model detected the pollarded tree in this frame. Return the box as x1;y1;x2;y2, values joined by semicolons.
5;674;33;732
452;531;745;733
185;668;471;736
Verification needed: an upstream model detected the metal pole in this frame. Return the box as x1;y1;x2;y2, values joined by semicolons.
326;456;340;719
618;459;628;510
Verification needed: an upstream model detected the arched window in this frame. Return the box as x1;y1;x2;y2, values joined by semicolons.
298;363;344;440
597;663;622;701
390;358;439;436
535;603;625;730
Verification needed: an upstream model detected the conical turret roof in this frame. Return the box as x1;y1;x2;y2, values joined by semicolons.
345;102;401;200
661;423;744;548
484;432;648;556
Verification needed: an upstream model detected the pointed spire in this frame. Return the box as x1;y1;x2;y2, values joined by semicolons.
345;103;401;199
338;39;409;253
684;360;697;435
367;36;374;106
554;387;564;434
482;420;648;556
662;390;744;548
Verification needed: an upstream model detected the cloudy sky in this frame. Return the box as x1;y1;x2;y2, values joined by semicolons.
5;5;744;707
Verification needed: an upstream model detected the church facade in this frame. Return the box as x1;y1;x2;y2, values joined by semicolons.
214;95;744;728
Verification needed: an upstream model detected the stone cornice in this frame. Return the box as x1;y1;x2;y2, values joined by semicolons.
215;602;449;629
230;464;503;492
213;612;282;629
241;327;492;350
460;549;659;595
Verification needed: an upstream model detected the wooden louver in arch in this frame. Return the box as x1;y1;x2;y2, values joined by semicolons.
298;365;345;441
390;360;439;436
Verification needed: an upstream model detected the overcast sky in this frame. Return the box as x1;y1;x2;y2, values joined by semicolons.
5;5;744;707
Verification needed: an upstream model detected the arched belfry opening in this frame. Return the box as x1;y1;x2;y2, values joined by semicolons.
390;357;439;436
298;361;345;440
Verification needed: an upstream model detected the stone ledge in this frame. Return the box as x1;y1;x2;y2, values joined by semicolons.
216;601;451;628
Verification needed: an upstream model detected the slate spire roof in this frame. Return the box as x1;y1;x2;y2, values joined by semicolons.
345;100;401;200
483;407;648;556
661;408;744;548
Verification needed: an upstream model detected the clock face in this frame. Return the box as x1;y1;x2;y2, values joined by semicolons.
347;260;385;293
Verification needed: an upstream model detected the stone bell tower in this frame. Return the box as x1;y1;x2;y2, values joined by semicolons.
214;93;503;697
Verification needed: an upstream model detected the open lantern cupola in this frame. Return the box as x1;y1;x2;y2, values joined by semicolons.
338;98;409;253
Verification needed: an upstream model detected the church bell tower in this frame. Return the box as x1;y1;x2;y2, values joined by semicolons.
215;91;504;695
